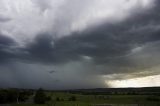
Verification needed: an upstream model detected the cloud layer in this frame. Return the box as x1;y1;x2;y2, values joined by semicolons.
0;0;160;89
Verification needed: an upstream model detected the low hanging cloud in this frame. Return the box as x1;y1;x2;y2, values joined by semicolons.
0;0;160;89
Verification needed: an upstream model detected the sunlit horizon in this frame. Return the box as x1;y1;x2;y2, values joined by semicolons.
106;75;160;88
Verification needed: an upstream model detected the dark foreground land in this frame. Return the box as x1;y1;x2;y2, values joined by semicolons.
0;87;160;106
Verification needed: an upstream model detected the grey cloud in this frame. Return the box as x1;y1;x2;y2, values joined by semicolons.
26;34;55;63
0;0;160;88
32;0;52;11
46;1;160;75
0;16;11;23
49;70;56;74
0;34;16;63
1;1;160;72
0;34;15;46
0;62;58;89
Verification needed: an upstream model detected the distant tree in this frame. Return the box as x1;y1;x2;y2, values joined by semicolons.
34;88;46;104
146;96;160;101
61;98;64;101
68;96;76;101
18;91;29;102
56;97;60;101
46;96;52;101
0;90;8;103
0;89;33;104
7;89;18;103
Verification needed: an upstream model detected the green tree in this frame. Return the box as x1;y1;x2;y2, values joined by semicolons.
7;89;18;103
0;90;8;103
68;96;76;101
34;88;46;104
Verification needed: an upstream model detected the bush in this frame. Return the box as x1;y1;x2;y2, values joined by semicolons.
68;96;76;101
0;90;8;103
146;96;160;101
46;96;52;101
34;88;46;104
56;97;60;101
0;89;33;104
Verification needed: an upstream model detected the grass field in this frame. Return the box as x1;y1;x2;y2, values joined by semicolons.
11;92;160;106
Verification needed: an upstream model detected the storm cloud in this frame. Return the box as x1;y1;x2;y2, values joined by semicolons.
0;0;160;89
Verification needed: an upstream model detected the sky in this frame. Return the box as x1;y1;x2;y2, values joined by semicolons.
0;0;160;89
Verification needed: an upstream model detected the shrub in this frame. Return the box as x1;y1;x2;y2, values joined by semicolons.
56;97;60;101
68;96;76;101
34;88;46;104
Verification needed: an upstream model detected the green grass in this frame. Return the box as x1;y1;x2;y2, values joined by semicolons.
12;92;160;106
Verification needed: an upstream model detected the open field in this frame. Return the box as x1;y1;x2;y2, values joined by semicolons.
1;87;160;106
11;91;160;106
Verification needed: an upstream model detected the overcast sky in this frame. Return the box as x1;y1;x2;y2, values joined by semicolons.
0;0;160;89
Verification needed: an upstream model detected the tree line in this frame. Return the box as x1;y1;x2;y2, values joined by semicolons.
0;88;77;104
0;89;33;104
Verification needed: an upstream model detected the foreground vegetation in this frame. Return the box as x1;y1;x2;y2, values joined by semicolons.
0;88;160;106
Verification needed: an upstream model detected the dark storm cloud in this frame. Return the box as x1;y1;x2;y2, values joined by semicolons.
0;34;16;63
0;0;160;89
0;34;14;45
48;70;56;74
21;0;160;67
26;34;55;62
1;1;160;69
